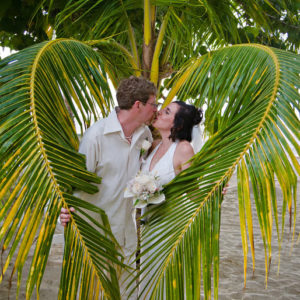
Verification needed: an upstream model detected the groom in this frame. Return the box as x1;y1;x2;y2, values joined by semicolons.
60;76;157;299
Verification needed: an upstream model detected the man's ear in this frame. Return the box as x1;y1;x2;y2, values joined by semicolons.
133;100;141;109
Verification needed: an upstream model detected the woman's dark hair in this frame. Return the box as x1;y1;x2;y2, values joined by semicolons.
169;101;203;142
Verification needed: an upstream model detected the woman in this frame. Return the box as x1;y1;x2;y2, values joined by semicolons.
138;101;202;299
142;100;202;184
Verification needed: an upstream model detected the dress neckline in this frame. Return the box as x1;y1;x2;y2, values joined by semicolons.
149;142;175;172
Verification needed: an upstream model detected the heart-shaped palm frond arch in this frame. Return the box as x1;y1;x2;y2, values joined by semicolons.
0;41;299;299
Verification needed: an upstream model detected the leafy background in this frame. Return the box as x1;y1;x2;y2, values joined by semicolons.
0;1;299;299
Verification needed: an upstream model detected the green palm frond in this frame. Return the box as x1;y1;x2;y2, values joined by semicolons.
0;39;124;299
53;0;299;87
91;38;144;85
55;0;143;44
135;45;299;299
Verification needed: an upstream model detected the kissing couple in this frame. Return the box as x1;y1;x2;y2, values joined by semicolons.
60;76;202;299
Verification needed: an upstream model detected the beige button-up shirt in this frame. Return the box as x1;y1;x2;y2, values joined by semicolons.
76;109;152;255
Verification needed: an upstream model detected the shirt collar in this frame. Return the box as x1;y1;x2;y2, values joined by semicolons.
103;109;123;135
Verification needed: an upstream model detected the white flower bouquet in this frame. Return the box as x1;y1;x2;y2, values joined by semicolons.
124;171;165;208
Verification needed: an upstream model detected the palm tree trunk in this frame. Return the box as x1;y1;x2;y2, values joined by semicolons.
142;0;156;80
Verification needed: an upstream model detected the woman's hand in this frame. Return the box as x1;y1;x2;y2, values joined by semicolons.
60;207;75;227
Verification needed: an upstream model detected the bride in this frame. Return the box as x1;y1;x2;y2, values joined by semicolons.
142;101;202;184
138;101;202;299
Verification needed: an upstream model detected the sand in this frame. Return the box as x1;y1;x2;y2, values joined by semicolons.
218;176;300;300
0;175;299;299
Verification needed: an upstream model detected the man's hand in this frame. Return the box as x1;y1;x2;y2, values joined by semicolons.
60;207;75;227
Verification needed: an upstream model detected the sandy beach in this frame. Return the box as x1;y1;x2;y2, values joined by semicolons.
1;174;299;299
218;175;300;300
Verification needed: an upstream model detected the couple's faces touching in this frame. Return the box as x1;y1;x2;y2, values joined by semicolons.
138;94;158;124
152;102;179;131
138;97;179;129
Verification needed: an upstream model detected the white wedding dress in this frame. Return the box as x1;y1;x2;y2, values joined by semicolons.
141;141;177;185
139;141;178;299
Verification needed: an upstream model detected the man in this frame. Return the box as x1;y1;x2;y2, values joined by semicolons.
60;76;158;299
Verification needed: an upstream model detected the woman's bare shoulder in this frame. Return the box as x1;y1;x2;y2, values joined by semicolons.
174;140;195;173
177;140;194;154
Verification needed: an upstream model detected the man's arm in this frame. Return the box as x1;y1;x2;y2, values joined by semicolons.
60;132;99;226
78;133;99;173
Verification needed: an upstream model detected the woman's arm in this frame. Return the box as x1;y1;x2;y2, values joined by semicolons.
174;142;229;196
174;141;195;174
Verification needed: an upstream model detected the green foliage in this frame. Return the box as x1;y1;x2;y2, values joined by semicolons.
0;1;299;299
134;45;299;299
0;0;58;50
1;1;299;54
0;39;122;299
